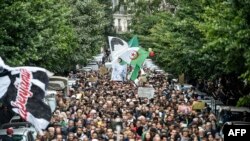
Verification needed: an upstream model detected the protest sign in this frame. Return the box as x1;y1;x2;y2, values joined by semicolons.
179;73;185;84
111;62;127;81
192;101;205;110
138;87;155;99
99;66;108;75
88;77;98;82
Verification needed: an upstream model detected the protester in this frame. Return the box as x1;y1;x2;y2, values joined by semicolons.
35;61;223;141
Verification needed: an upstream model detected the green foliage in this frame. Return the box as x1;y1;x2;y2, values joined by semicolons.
196;0;249;77
128;0;250;83
68;0;111;64
0;0;113;74
0;0;77;73
237;95;250;107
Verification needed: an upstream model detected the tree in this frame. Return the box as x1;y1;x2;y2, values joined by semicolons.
0;0;78;73
237;95;250;107
197;0;248;77
126;0;250;104
0;0;113;74
128;0;206;79
68;0;111;66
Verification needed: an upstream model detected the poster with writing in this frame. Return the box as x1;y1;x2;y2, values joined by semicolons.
111;62;127;81
138;87;155;99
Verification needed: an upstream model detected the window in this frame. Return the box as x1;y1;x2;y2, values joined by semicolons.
127;19;132;31
118;19;122;32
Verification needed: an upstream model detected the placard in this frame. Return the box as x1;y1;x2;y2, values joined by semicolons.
99;66;108;75
139;75;147;83
178;73;185;84
111;62;127;81
138;87;155;99
192;101;205;110
88;77;98;82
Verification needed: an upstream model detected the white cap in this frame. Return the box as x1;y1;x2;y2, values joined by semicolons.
198;127;205;132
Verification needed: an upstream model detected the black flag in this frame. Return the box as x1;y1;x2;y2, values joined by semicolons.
0;58;52;133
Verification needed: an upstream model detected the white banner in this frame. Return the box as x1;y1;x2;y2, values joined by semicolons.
111;61;127;81
108;36;129;61
138;87;155;99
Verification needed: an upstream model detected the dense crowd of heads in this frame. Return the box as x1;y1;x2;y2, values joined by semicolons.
36;67;222;141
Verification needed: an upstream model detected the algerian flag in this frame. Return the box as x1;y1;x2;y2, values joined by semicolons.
119;47;149;68
129;65;147;81
130;65;140;81
128;35;139;47
108;36;129;61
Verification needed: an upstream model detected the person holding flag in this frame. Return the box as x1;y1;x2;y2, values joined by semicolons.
119;35;149;82
109;35;152;85
108;36;129;82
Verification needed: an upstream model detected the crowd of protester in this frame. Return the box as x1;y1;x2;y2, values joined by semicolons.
33;63;225;141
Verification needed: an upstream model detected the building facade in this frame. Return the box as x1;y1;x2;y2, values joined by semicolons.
113;13;131;33
111;0;175;33
112;0;132;33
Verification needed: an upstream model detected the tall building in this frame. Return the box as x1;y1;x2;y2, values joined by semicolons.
112;0;132;33
111;0;175;33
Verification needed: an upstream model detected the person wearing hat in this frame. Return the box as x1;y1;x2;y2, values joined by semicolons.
5;127;14;141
